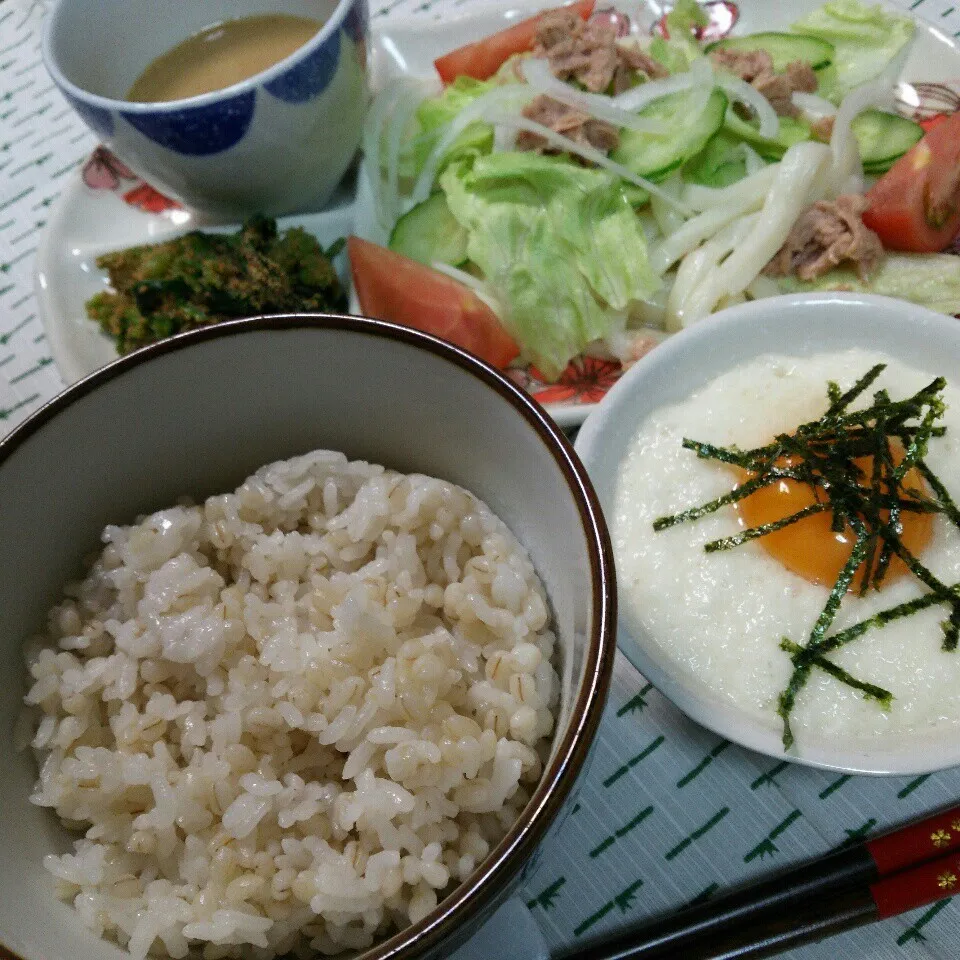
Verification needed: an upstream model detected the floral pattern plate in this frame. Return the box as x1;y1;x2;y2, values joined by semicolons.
36;0;960;426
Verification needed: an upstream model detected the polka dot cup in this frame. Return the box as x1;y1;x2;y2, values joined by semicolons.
43;0;369;218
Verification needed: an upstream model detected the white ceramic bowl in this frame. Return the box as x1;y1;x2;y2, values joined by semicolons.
43;0;368;218
0;315;615;960
576;292;960;776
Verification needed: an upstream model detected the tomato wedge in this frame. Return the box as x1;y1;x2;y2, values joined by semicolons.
433;0;595;83
919;113;950;133
348;236;519;369
863;111;960;252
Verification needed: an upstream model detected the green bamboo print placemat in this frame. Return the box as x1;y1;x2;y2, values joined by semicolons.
3;0;960;956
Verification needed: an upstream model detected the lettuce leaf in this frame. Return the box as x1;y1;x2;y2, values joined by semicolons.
415;76;495;132
774;254;960;315
648;34;693;74
399;76;499;179
647;0;707;73
440;153;661;379
792;0;914;101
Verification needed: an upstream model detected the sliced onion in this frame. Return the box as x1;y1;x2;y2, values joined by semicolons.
363;84;405;226
520;58;671;134
792;91;836;120
431;261;503;314
829;78;894;197
650;174;687;236
493;123;516;152
488;112;693;216
876;33;915;94
611;54;714;112
412;86;535;205
629;287;671;329
384;83;427;228
598;322;669;365
714;70;779;139
680;163;778;212
669;79;714;137
741;142;765;176
746;274;781;300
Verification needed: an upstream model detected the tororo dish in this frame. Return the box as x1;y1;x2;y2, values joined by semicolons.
613;350;960;751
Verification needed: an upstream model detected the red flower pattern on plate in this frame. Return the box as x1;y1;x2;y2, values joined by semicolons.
82;146;136;191
82;146;181;213
122;182;182;214
531;356;623;405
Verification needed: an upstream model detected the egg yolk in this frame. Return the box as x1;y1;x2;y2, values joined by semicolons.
732;445;933;592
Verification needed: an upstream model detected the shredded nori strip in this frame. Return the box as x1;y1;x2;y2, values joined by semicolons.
652;364;960;751
652;469;801;532
823;364;886;418
780;640;893;706
705;502;831;553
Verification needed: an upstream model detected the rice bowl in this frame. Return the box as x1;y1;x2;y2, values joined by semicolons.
0;314;614;960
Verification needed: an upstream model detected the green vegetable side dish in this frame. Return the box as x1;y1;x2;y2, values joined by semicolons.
653;366;960;751
86;216;347;354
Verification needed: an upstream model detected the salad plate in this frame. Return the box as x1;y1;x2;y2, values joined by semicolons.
355;0;960;425
36;0;960;426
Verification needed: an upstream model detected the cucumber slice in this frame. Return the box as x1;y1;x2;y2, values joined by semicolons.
683;131;749;187
812;62;838;102
852;109;924;175
707;32;835;72
723;109;812;160
612;88;728;182
389;192;469;267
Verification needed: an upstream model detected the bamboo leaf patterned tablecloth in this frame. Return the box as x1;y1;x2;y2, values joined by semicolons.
4;0;960;956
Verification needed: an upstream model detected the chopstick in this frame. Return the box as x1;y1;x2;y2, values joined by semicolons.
558;803;960;960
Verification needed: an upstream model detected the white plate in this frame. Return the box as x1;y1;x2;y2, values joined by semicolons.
36;0;960;424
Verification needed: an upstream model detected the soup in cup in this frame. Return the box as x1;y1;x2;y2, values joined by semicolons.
43;0;369;218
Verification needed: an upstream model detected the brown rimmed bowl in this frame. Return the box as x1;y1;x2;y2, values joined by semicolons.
0;314;615;960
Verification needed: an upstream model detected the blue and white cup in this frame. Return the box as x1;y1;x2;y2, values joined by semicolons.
43;0;369;218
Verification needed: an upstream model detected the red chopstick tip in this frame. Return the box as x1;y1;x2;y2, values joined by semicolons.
871;856;960;920
867;806;960;874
